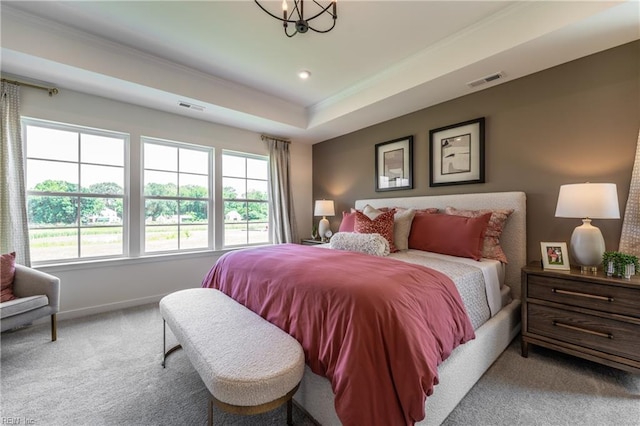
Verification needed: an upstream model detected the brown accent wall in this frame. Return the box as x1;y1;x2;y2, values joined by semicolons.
312;41;640;265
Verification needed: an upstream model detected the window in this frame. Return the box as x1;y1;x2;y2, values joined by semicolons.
143;138;212;253
222;151;269;247
23;119;265;264
24;119;128;263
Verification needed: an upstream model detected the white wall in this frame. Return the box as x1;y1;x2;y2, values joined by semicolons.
19;87;313;320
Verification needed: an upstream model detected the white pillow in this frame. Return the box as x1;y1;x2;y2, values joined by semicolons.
329;232;390;257
392;208;416;251
362;204;383;219
362;205;415;251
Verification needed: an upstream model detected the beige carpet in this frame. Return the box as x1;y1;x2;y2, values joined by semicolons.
1;303;638;425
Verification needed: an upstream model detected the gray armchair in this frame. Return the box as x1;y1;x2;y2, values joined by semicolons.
0;265;60;341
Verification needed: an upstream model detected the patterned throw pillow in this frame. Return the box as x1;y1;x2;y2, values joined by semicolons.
444;207;514;263
354;210;397;252
368;206;438;215
362;205;417;251
1;252;17;302
414;208;440;216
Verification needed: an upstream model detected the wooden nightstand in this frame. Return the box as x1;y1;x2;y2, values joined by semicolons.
300;239;326;246
521;264;640;373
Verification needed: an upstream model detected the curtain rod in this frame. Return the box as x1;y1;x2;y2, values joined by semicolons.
1;78;59;96
261;134;290;144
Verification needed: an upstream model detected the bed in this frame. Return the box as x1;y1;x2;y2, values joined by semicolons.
204;191;526;425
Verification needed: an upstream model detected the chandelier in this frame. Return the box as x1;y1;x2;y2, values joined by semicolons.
254;0;337;38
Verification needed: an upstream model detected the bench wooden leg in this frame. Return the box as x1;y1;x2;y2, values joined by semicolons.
51;314;57;342
287;399;293;426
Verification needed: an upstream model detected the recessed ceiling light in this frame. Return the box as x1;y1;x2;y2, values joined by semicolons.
298;70;311;80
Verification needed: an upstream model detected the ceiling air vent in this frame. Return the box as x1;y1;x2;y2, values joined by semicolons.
466;72;504;88
178;101;205;112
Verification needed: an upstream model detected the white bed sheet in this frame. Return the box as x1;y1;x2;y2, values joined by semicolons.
389;249;504;317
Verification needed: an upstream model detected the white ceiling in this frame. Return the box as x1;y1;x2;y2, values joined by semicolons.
1;1;639;144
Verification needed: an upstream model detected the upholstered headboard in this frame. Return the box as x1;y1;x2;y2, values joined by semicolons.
355;191;526;300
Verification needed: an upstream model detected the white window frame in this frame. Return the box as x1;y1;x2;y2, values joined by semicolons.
21;119;270;266
23;117;130;264
141;137;214;255
221;150;270;248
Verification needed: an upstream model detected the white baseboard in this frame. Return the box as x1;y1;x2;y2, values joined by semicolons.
31;294;169;325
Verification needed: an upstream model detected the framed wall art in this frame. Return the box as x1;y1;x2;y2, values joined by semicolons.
375;136;413;192
429;117;485;187
540;242;570;270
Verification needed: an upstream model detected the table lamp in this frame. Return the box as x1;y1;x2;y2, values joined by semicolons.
554;183;620;272
314;200;335;241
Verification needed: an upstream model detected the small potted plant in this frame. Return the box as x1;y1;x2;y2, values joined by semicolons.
602;251;639;279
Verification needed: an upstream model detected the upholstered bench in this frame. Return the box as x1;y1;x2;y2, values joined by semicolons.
159;288;305;426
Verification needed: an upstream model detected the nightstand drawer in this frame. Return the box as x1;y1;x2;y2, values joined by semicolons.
528;304;640;362
527;275;640;318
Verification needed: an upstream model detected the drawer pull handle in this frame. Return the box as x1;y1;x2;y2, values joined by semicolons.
552;288;614;302
552;321;613;339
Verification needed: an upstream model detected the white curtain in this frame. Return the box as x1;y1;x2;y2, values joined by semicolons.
0;81;30;265
619;128;640;256
262;136;298;244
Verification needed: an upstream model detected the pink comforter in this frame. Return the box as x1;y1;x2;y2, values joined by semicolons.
201;244;475;425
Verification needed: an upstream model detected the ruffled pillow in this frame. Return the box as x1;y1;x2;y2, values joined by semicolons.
330;232;390;257
1;252;17;302
375;206;438;216
354;209;397;252
444;207;514;263
414;208;439;216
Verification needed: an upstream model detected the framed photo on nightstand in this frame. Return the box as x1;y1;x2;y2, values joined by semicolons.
540;242;570;270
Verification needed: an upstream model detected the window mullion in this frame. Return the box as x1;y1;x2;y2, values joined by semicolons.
76;195;82;259
76;132;82;259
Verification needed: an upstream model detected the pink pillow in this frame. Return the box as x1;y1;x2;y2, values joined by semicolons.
1;252;17;302
445;207;514;263
408;213;491;260
354;210;397;252
338;211;357;232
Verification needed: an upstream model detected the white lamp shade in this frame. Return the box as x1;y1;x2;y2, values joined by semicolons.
555;183;620;219
555;183;620;270
314;200;335;217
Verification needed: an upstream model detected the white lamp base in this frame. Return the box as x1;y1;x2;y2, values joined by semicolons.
570;218;605;272
318;217;330;242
